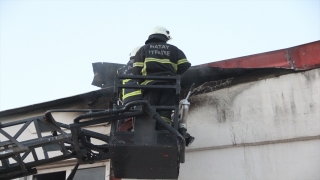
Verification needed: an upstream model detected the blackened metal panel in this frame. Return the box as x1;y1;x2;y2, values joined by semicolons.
134;114;156;145
92;62;124;88
110;146;179;179
110;129;179;179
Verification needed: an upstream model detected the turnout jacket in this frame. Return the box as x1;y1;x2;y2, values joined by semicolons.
117;57;142;104
133;35;191;85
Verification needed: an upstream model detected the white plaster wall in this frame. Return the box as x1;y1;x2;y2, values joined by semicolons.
182;68;320;179
180;139;320;180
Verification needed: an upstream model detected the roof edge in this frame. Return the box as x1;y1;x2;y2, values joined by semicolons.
0;87;114;118
200;40;320;70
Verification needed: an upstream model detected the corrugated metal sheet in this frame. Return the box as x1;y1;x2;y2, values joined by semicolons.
201;40;320;70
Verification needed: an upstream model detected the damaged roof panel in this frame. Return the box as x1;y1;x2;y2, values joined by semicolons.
92;41;320;91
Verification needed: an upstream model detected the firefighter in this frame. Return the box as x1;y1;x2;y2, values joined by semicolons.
133;26;190;126
117;46;143;105
133;26;194;146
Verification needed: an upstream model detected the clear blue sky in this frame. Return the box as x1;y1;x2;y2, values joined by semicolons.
1;0;319;111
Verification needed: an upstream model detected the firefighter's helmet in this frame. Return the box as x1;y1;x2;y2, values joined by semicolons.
130;46;142;57
150;26;172;40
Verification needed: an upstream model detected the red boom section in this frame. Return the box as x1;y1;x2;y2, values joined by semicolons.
201;40;320;70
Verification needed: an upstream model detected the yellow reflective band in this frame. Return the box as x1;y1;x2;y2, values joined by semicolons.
133;62;144;67
145;58;171;63
172;63;177;72
141;80;153;85
143;58;177;73
177;58;189;65
123;79;131;84
123;90;141;100
142;64;147;76
160;116;172;125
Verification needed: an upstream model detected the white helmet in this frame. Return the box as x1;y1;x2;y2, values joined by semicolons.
150;26;172;40
130;46;142;57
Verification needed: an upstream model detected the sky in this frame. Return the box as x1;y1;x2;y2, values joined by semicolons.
0;0;319;111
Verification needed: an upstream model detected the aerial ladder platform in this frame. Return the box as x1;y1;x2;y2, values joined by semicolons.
0;75;192;180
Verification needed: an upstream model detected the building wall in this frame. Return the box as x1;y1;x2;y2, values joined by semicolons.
181;139;320;180
181;68;320;179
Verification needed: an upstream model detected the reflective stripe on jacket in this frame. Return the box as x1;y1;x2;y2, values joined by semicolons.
117;58;142;104
133;39;191;85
